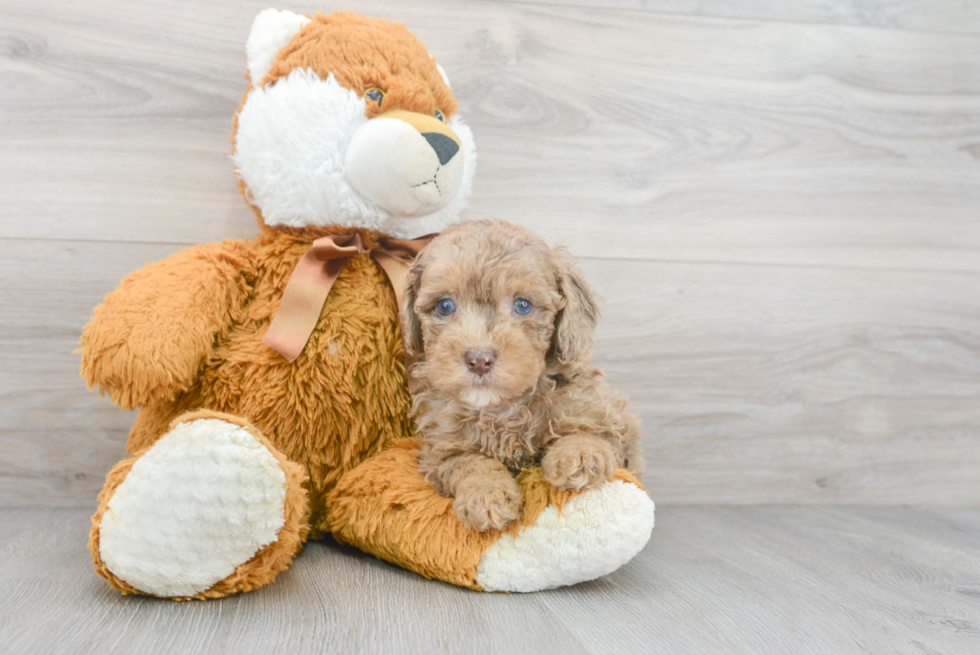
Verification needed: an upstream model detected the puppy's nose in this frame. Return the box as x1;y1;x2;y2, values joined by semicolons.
464;349;496;376
422;132;459;165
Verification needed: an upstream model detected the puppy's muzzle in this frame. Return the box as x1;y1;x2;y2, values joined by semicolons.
464;349;496;377
344;110;464;218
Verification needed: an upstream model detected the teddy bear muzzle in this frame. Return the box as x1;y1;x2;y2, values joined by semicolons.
344;109;465;218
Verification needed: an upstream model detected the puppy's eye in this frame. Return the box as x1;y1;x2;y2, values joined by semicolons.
436;298;456;316
434;109;446;123
364;88;385;105
513;298;533;315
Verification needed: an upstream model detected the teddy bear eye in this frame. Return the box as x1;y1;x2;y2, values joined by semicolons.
434;109;446;123
437;298;456;316
364;88;385;105
513;298;532;315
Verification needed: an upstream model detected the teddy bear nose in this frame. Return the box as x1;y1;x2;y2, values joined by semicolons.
464;349;496;376
422;132;459;166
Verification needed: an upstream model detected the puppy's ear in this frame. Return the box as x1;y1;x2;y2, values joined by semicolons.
549;247;599;365
402;261;425;357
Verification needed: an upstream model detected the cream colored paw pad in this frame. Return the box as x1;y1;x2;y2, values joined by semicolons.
475;480;655;592
99;419;287;597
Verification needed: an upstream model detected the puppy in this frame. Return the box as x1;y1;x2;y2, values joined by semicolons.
404;219;644;532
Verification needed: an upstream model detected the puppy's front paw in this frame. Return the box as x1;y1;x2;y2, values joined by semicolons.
453;478;523;532
542;435;620;491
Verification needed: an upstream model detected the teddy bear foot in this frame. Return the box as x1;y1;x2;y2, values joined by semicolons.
328;439;654;592
90;410;310;599
474;478;654;592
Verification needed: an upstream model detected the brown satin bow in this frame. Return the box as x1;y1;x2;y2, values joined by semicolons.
263;232;435;362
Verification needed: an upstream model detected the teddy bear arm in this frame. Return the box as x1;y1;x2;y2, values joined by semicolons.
79;241;254;410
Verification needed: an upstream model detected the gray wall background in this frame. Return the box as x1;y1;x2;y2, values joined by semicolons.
2;0;978;507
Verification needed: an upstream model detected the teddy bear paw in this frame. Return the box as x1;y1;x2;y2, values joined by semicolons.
474;479;654;592
96;418;289;597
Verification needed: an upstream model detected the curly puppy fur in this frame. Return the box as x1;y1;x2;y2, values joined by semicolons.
405;219;644;532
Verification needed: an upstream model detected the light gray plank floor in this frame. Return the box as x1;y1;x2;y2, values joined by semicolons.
1;506;978;655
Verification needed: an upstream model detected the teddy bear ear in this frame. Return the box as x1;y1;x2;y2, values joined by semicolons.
247;9;311;87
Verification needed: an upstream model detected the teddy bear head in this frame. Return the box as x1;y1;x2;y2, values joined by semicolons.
232;10;477;238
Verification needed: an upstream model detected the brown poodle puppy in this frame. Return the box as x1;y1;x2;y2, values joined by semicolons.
405;219;644;532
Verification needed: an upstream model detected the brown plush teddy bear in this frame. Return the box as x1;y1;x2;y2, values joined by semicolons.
79;8;653;599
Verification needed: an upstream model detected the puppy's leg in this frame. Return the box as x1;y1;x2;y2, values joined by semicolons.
448;454;524;531
420;442;523;532
542;433;621;491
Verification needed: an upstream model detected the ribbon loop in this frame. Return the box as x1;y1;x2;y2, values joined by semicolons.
263;232;436;363
312;232;365;261
376;236;432;261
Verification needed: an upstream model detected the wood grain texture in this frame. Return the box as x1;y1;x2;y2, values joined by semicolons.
1;506;978;655
1;0;979;507
489;0;980;36
2;0;979;270
3;239;979;506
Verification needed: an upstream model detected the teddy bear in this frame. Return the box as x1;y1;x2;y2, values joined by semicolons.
79;8;654;599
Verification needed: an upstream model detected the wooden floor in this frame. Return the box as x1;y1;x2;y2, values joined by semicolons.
2;506;978;655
